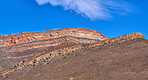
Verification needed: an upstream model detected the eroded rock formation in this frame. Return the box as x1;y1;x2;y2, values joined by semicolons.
0;27;108;73
0;28;108;52
0;32;145;76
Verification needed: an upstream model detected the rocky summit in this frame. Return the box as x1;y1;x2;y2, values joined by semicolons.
0;28;108;52
0;28;148;80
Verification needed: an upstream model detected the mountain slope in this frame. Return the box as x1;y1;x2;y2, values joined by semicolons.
1;31;148;80
0;28;108;72
2;36;148;80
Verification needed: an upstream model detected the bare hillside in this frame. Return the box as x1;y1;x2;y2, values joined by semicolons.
1;32;148;80
0;28;108;71
0;28;148;80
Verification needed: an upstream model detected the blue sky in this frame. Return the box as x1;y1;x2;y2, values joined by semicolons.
0;0;147;39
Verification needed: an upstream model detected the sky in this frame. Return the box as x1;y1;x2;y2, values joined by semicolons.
0;0;147;39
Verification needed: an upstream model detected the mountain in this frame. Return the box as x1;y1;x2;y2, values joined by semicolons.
0;28;148;80
0;28;108;71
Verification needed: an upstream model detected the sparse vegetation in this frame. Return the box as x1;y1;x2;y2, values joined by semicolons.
0;28;147;80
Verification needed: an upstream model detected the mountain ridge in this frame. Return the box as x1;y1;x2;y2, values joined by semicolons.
0;28;147;80
0;27;108;72
0;32;145;77
0;27;108;47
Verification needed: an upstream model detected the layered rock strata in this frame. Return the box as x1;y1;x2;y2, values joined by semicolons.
0;28;108;73
1;32;145;76
0;28;108;52
0;28;107;47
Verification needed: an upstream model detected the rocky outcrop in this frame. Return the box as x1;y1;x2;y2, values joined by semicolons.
0;28;108;52
0;28;107;47
0;27;109;75
1;36;101;52
1;32;145;76
17;32;144;68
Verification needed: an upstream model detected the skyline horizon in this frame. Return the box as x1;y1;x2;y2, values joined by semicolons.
0;27;147;39
0;0;147;39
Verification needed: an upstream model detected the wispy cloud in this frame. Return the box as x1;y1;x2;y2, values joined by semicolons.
36;0;132;20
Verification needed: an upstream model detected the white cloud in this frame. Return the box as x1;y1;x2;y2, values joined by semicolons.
36;0;132;20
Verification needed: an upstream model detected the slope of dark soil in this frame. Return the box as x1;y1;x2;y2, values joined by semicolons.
3;38;148;80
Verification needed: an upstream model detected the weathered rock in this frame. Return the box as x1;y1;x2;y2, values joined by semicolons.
0;28;108;47
0;28;108;52
0;32;145;76
0;27;109;74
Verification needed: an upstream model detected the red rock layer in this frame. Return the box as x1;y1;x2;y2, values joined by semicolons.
0;32;145;76
1;36;100;52
0;28;108;52
0;28;108;47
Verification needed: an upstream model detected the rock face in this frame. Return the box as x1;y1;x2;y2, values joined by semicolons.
0;27;107;47
0;32;145;77
0;27;147;80
0;28;108;52
0;27;108;72
5;37;148;80
15;32;145;69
